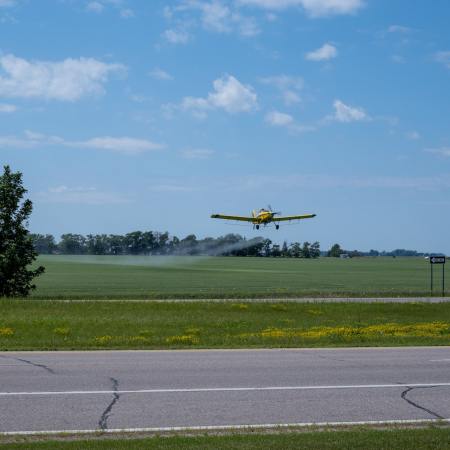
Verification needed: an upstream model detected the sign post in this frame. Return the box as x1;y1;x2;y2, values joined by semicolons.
430;255;446;296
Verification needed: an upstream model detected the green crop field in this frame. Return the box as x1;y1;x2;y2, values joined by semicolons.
30;255;447;299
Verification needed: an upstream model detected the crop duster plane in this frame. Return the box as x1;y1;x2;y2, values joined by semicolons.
211;206;316;230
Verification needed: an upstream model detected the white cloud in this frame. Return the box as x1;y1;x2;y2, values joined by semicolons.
0;54;125;101
85;0;134;18
0;103;17;113
332;99;368;122
265;110;294;127
435;51;450;69
200;2;260;36
0;135;37;149
200;1;232;32
0;0;16;7
0;131;163;155
265;110;314;133
260;75;303;105
86;1;104;13
260;74;303;91
120;8;134;18
39;186;130;205
162;28;190;44
182;74;257;115
181;148;215;159
282;90;301;105
425;147;450;158
164;1;260;39
149;183;196;192
387;25;411;33
406;131;420;140
391;54;406;64
149;68;173;81
225;174;450;192
74;137;163;155
306;43;338;61
237;0;364;17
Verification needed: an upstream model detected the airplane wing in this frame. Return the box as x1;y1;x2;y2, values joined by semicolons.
275;214;316;222
211;214;254;222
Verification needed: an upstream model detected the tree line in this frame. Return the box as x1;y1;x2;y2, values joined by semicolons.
30;232;322;258
31;234;429;259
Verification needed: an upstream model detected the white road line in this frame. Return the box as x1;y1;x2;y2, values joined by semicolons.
1;418;450;436
430;359;450;362
1;382;450;396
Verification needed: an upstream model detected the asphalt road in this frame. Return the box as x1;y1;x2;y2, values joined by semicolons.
0;348;450;434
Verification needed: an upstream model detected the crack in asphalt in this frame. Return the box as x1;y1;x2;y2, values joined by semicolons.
98;377;120;430
0;355;55;374
400;385;445;420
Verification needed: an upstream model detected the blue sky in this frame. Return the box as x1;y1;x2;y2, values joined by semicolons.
1;0;449;253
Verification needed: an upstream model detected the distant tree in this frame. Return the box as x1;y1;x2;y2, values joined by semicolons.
168;236;180;254
109;234;125;255
59;234;86;254
271;244;281;257
86;234;110;255
289;242;302;258
301;241;311;258
262;239;272;257
328;243;343;257
0;166;45;297
281;241;289;257
246;237;265;257
30;234;57;254
124;231;146;255
179;234;198;255
155;232;169;254
310;241;321;259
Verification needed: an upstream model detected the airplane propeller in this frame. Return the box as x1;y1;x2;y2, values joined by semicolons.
268;205;281;215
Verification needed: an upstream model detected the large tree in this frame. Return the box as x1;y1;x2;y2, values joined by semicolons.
0;166;45;297
328;243;343;258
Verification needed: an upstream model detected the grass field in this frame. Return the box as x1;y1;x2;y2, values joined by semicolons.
1;300;449;350
30;255;448;299
1;428;449;449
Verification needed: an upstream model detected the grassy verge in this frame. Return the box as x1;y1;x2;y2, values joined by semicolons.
1;300;449;350
29;255;448;299
1;427;450;449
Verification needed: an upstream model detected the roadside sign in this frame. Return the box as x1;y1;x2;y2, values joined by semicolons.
430;256;446;264
429;255;446;296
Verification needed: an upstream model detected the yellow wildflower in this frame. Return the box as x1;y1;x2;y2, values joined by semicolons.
0;327;14;337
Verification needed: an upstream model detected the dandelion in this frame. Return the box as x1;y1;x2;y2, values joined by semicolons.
165;335;199;345
128;336;151;344
261;327;288;338
232;303;249;310
0;327;14;337
271;304;288;312
53;327;70;336
95;335;113;345
307;309;323;315
185;327;201;335
245;322;450;341
138;330;153;337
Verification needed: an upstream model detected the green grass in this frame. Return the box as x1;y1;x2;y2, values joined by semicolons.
29;255;448;299
1;300;449;350
1;428;449;449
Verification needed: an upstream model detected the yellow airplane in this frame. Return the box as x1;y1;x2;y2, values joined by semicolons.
211;206;316;230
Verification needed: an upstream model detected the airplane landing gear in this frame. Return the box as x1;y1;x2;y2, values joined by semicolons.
256;225;260;230
275;224;279;230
